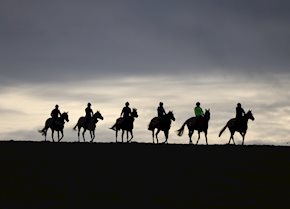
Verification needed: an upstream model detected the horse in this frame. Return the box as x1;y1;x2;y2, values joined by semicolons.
177;109;211;145
219;110;255;145
111;108;138;143
148;111;175;144
39;112;69;142
73;111;104;142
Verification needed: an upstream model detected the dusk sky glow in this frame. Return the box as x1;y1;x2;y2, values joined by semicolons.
1;0;290;145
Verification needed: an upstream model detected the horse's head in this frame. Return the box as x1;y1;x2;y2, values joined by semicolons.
167;111;175;121
132;108;138;118
93;111;104;120
246;110;255;121
61;112;69;122
204;109;210;120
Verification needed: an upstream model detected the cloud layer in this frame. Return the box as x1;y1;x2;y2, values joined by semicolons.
1;0;290;86
0;74;289;145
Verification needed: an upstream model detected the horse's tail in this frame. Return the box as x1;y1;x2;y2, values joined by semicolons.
148;117;158;131
73;123;78;131
177;121;187;137
219;124;228;137
109;121;117;131
38;128;46;136
148;122;154;131
109;118;120;131
38;121;49;135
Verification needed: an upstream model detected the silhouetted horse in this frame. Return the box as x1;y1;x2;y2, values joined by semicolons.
73;111;104;142
219;110;255;145
111;108;138;143
177;109;210;145
39;112;69;142
148;111;175;144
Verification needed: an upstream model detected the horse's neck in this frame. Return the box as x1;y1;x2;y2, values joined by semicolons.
130;116;135;122
242;116;249;123
163;116;171;124
58;116;65;123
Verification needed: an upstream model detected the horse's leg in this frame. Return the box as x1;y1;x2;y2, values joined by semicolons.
90;130;93;142
51;129;55;142
241;132;246;145
196;131;201;145
44;129;47;141
121;130;124;143
152;130;155;144
128;130;133;142
230;131;236;145
228;129;235;144
228;134;234;144
126;130;129;142
58;130;64;142
90;131;95;143
155;129;160;144
204;130;208;145
82;129;86;142
164;129;169;144
57;131;60;141
188;131;193;144
115;130;118;143
77;127;81;142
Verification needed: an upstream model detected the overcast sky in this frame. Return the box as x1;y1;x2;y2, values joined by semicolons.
1;0;290;145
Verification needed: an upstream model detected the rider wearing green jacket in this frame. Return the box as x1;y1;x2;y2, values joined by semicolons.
194;102;204;118
194;102;204;129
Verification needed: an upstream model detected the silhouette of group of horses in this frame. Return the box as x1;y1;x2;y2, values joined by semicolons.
39;108;255;145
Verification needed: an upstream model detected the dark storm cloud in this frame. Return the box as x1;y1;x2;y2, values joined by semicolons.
1;0;290;86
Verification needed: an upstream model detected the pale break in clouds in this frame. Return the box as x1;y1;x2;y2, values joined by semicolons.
0;0;290;144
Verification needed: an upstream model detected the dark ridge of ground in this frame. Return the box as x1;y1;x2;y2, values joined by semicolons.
0;141;290;209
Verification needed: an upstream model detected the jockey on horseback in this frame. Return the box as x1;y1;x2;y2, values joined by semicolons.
194;102;204;129
235;103;245;127
195;102;204;117
50;104;61;127
157;102;166;117
110;102;131;130
236;103;245;119
85;102;94;128
121;102;131;123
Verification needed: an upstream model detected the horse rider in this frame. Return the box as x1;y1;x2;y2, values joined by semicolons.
236;103;245;126
110;102;131;130
121;102;131;122
50;104;61;127
194;102;204;128
157;102;166;117
85;102;94;128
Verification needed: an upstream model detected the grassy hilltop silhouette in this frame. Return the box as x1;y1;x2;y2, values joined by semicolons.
0;141;289;209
